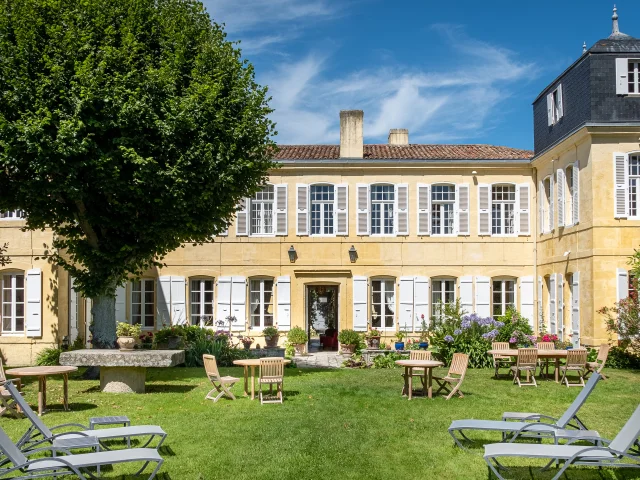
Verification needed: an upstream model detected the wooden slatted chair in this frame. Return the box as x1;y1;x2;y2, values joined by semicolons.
402;350;432;390
585;344;610;380
511;348;538;387
491;342;514;378
434;353;469;400
560;348;588;387
0;359;21;418
536;341;555;378
203;355;239;403
259;358;284;405
0;358;21;391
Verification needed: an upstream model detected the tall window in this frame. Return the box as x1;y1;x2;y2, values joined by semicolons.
132;279;155;328
310;185;334;235
431;185;455;235
1;273;24;333
551;87;562;124
492;185;515;235
250;278;274;328
629;155;640;217
370;185;394;235
0;211;24;220
190;278;214;326
628;61;640;94
565;165;574;226
432;279;456;319
250;185;274;235
492;279;515;317
371;279;395;328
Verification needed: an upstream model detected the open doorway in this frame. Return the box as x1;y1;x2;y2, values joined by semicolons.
306;285;339;352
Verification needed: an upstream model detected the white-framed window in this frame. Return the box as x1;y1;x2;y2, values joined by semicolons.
371;278;395;329
542;176;552;232
1;272;25;333
310;184;334;236
249;278;274;329
131;279;155;329
431;185;455;235
492;279;515;317
250;185;274;235
432;278;456;319
565;165;574;226
630;155;640;218
491;185;515;235
628;60;640;94
370;185;394;235
546;85;563;125
0;211;24;220
190;278;214;326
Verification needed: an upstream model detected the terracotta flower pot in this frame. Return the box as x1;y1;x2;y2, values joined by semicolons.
366;336;380;348
341;343;356;354
117;336;136;351
265;335;280;348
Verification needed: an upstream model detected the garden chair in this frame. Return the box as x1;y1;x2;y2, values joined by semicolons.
258;357;284;405
559;348;588;387
449;373;601;449
401;350;432;390
585;344;610;380
203;354;238;403
0;425;163;480
483;403;640;480
511;348;538;387
0;382;20;419
0;358;21;391
433;353;468;400
536;341;555;378
492;342;515;378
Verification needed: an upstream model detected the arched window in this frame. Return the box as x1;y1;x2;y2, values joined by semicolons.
190;277;215;326
370;184;394;235
492;278;515;317
310;184;335;235
431;278;456;319
492;184;516;235
431;185;455;235
1;272;25;333
250;185;274;235
250;278;274;329
371;278;395;328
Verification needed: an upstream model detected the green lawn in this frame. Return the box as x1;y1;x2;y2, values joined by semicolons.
2;365;640;479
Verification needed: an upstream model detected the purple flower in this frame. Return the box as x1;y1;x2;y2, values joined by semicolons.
494;321;505;328
454;329;462;335
482;329;500;340
509;337;517;344
444;335;454;343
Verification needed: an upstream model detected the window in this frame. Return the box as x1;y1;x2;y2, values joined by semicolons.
630;272;637;300
132;279;155;328
250;278;274;328
371;279;395;328
250;185;274;235
491;185;515;235
551;88;562;124
565;165;574;226
190;278;214;326
542;177;552;232
628;61;640;94
370;185;394;235
310;185;334;235
1;273;24;333
431;185;455;235
492;279;515;317
432;279;456;319
0;211;24;220
629;155;640;217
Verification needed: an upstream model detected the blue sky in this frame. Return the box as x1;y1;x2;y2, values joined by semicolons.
201;0;640;150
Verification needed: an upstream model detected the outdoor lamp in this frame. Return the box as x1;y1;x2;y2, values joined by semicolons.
61;335;70;351
288;245;297;263
348;245;358;263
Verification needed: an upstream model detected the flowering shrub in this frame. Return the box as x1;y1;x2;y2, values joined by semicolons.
599;289;640;357
539;333;558;344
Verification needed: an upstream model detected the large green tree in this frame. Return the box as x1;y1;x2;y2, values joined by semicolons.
0;0;276;347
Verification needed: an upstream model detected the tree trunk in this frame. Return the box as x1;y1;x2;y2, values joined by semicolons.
91;294;116;348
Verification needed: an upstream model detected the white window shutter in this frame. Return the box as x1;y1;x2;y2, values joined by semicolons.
158;276;172;327
478;184;491;236
230;276;246;331
556;169;565;227
296;184;309;236
537;276;543;329
548;175;554;232
474;276;490;317
335;184;348;235
69;276;79;342
556;84;563;119
399;277;414;331
538;180;544;234
459;276;473;314
171;276;186;326
457;184;470;235
617;268;629;302
549;274;556;334
356;184;370;236
571;272;580;348
614;153;628;218
573;160;580;224
115;284;126;324
216;277;232;322
616;58;629;95
516;183;530;235
519;276;534;327
275;184;288;236
236;198;249;236
557;273;564;339
417;183;430;235
546;92;553;126
26;268;42;337
276;276;291;331
395;184;409;236
413;277;429;329
352;276;368;331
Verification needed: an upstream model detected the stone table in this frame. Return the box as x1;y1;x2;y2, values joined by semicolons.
60;349;184;393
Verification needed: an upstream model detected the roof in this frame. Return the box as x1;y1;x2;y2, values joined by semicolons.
273;144;533;161
588;38;640;53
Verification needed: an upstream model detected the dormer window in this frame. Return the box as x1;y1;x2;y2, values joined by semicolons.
615;58;640;95
628;60;640;94
546;85;563;126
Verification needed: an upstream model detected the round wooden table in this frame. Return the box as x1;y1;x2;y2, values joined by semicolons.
487;349;569;382
6;366;78;415
233;359;291;400
395;359;444;400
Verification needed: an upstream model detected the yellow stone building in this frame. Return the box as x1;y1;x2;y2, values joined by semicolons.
1;14;640;364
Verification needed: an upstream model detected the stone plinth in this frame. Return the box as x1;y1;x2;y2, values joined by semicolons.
60;349;184;394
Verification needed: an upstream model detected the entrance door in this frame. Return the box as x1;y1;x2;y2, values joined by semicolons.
306;285;339;351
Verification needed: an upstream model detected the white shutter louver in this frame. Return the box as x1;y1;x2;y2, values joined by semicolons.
236;198;249;236
171;276;186;325
616;58;629;95
26;268;42;337
395;184;409;236
296;184;309;235
556;84;563;119
573;160;580;224
352;276;368;331
230;277;246;331
538;180;544;234
546;93;554;126
158;276;171;327
115;284;126;324
399;277;414;331
417;184;430;235
277;276;291;331
475;276;490;317
549;274;556;334
517;183;530;235
557;169;565;227
614;153;628;218
537;276;543;329
413;277;429;330
571;273;580;348
69;277;79;342
617;268;629;302
216;277;232;322
519;276;534;327
549;175;555;231
557;273;564;339
459;276;473;314
457;184;470;235
335;184;348;235
356;184;369;236
275;184;288;235
478;184;491;236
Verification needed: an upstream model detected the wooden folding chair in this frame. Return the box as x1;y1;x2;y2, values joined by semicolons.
0;358;21;391
259;358;284;405
203;355;239;403
0;382;20;419
434;353;469;400
492;342;514;378
560;349;588;387
401;350;432;391
585;344;610;380
511;348;538;387
536;341;554;378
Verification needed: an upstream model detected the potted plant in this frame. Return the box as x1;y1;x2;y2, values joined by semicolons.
417;314;429;349
287;327;308;355
139;332;154;349
394;331;405;351
263;326;280;348
365;328;382;348
154;326;184;349
338;329;361;354
116;322;141;351
238;335;254;351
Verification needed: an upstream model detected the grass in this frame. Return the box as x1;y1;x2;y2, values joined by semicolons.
1;365;640;479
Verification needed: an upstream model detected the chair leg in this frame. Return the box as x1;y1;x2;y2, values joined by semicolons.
445;381;463;400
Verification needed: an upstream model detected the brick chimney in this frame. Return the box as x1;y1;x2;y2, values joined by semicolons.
339;110;363;158
388;128;409;145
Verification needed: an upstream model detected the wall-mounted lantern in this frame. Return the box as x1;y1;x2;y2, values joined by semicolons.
348;245;358;263
288;245;297;263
